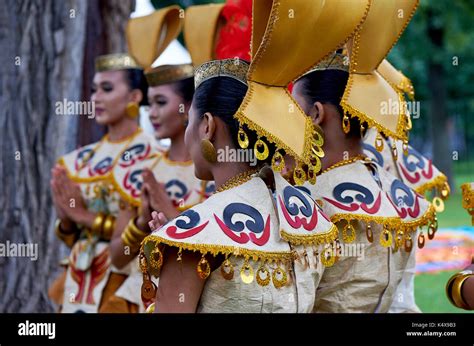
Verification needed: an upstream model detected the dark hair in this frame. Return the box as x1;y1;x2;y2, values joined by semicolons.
193;76;277;162
124;68;149;106
298;69;363;138
171;77;195;104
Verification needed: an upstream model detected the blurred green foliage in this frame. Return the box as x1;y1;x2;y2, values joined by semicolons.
388;0;474;159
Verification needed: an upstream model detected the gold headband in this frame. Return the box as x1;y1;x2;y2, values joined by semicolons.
194;59;249;89
304;52;350;75
146;64;194;87
95;53;141;72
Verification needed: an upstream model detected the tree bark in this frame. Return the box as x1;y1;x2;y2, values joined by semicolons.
0;0;134;313
427;9;453;187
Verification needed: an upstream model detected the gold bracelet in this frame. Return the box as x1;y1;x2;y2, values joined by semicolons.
128;217;149;239
91;213;106;236
121;228;135;248
121;218;149;249
54;219;78;248
55;219;77;235
447;270;473;310
121;226;141;249
102;215;116;240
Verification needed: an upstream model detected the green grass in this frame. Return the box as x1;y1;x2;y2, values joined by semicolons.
415;270;472;313
414;168;473;312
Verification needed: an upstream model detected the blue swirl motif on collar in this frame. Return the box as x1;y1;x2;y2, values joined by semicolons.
214;203;270;246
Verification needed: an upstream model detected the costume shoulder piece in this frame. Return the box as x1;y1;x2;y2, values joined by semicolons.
304;159;401;234
376;163;438;249
141;171;337;287
111;152;208;210
363;128;450;209
304;157;437;251
58;129;155;183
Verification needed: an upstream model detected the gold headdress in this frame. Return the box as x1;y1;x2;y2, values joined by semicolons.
377;59;415;101
184;4;225;67
128;6;188;88
95;53;141;72
145;64;194;87
194;59;249;89
341;0;419;150
303;51;350;75
126;6;183;70
94;6;183;73
233;0;370;183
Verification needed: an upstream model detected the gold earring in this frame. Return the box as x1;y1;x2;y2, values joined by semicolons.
254;138;269;161
126;102;139;119
360;123;366;138
271;150;285;172
237;126;249;149
201;139;217;163
342;113;350;134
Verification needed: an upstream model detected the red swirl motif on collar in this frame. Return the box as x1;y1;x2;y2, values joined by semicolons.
118;143;151;168
165;209;209;239
214;203;270;246
323;182;382;215
387;179;422;219
278;186;320;230
398;145;434;184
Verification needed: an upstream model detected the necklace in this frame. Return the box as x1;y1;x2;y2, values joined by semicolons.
321;154;368;174
214;169;259;194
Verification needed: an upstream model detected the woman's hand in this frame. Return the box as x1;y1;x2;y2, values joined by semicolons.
136;182;153;232
50;164;94;226
142;169;180;219
148;211;168;232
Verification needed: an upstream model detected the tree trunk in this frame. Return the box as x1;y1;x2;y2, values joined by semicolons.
427;9;453;187
0;0;134;313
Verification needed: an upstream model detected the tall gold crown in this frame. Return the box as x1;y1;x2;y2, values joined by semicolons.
194;59;249;89
377;59;415;101
341;0;419;147
231;0;370;183
95;6;183;74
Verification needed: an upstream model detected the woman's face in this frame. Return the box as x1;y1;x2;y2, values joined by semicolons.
148;84;188;140
184;103;213;181
91;70;133;126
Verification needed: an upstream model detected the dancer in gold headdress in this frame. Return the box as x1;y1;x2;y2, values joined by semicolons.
292;0;439;312
49;6;186;313
138;0;369;313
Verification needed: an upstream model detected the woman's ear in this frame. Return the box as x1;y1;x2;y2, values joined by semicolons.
130;89;143;105
312;101;325;126
201;112;216;141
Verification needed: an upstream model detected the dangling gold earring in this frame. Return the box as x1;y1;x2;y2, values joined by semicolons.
201;139;217;163
126;102;139;119
342;113;350;134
